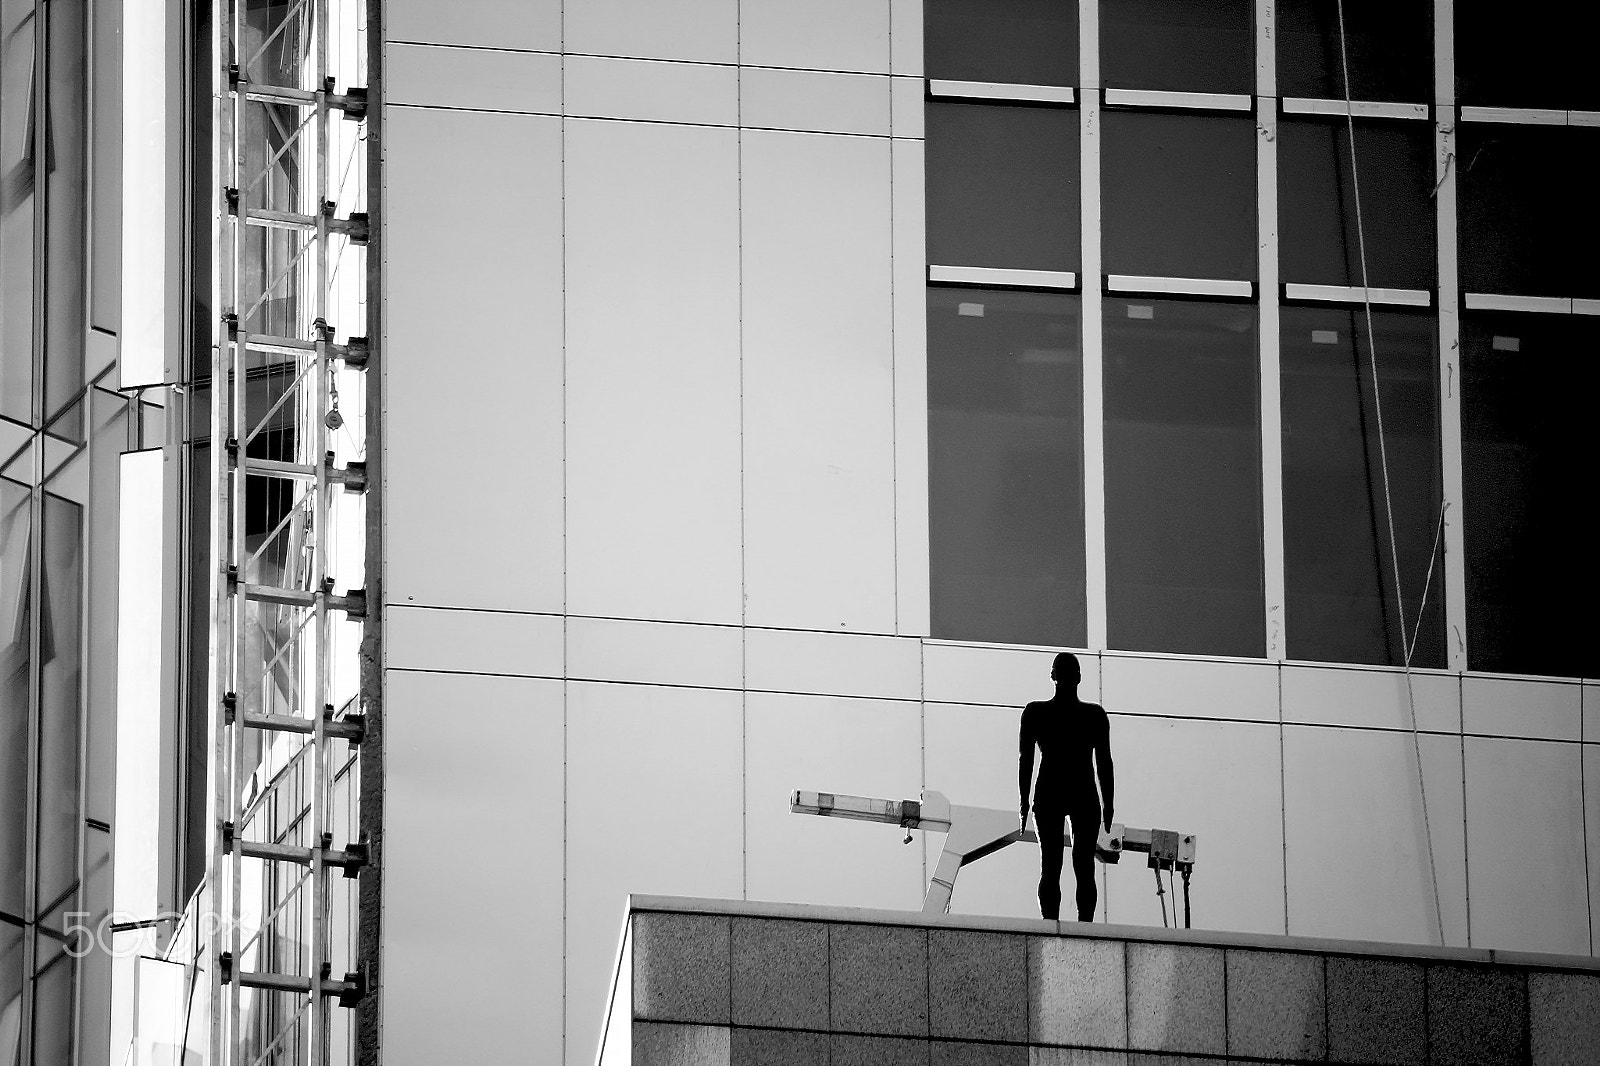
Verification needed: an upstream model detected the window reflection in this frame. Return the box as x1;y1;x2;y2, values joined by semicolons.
1104;298;1263;657
1462;315;1596;679
929;287;1086;647
0;0;36;425
1102;110;1256;282
0;477;29;919
1281;306;1443;668
926;0;1077;87
1456;4;1599;111
44;0;87;440
926;101;1079;272
1277;0;1431;103
1458;125;1579;299
36;492;81;915
1101;0;1252;95
1279;119;1434;291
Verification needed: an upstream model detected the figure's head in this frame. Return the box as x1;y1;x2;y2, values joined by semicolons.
1051;652;1081;686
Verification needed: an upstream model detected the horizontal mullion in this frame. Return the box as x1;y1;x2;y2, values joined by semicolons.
1107;275;1254;299
1284;283;1432;308
1459;105;1567;126
1104;88;1252;112
928;80;1075;105
1463;293;1573;314
1281;98;1429;120
928;265;1078;290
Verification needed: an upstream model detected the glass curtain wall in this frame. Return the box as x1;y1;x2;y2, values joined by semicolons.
925;0;1595;680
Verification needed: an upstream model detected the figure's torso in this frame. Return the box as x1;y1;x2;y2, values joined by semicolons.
1025;696;1105;812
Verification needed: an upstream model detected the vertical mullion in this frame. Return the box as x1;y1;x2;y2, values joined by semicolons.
1080;0;1106;651
1435;0;1467;673
1257;0;1285;661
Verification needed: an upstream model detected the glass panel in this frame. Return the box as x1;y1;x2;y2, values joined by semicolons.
31;944;72;1065
43;0;87;439
1462;315;1596;679
1277;0;1431;102
1456;4;1599;111
928;287;1086;647
1101;0;1252;95
1278;118;1435;290
0;0;36;425
0;478;28;919
925;0;1077;87
1281;307;1444;668
1;917;23;1062
1457;125;1578;299
1104;298;1263;656
35;492;80;914
1102;110;1256;281
926;101;1079;272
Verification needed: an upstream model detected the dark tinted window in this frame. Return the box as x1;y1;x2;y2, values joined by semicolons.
1102;110;1256;281
929;288;1086;647
0;478;27;917
927;101;1080;272
1277;0;1431;102
1278;118;1435;290
926;0;1078;87
1456;3;1600;111
1104;298;1263;656
1101;0;1253;95
1462;315;1596;678
35;494;82;914
1281;307;1443;667
1457;125;1582;298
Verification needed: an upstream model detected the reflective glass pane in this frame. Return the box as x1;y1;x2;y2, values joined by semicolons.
1456;4;1599;110
1104;298;1263;656
1462;315;1596;678
31;944;72;1064
1457;125;1579;299
1281;307;1443;668
1;918;22;1060
0;478;28;918
1278;118;1435;290
36;492;81;913
1102;110;1256;281
1277;0;1431;102
0;0;36;425
929;287;1086;647
1101;0;1252;95
44;0;87;439
926;101;1079;272
925;0;1077;87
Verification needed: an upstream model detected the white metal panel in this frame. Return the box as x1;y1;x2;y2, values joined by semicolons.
1280;663;1460;733
383;671;565;1066
928;266;1078;289
892;138;930;637
1586;743;1600;955
564;55;739;127
739;0;890;73
890;0;923;76
384;605;564;678
924;702;1056;919
1101;716;1286;935
929;81;1076;104
1462;676;1582;741
564;119;743;624
566;681;744;1066
1585;683;1599;742
120;0;174;388
924;642;1102;708
891;76;924;138
745;691;923;909
564;0;737;64
1104;88;1252;111
386;0;560;50
385;109;565;612
566;616;744;690
1257;94;1283;660
1101;655;1279;723
385;43;561;113
741;129;897;632
1282;726;1467;947
739;68;892;136
1281;99;1430;120
1463;738;1590;954
744;627;922;700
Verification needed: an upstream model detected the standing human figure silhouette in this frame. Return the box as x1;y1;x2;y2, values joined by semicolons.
1018;652;1115;921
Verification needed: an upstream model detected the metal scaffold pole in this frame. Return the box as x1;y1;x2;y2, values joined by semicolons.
205;0;373;1062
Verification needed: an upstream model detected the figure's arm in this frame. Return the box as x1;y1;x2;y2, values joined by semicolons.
1095;711;1115;830
1018;707;1036;823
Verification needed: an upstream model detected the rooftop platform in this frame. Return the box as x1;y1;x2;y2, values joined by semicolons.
599;896;1600;1066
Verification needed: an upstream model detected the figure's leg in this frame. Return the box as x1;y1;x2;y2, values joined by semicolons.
1070;810;1100;922
1036;808;1066;920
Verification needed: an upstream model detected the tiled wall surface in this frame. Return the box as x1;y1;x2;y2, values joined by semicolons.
612;901;1600;1066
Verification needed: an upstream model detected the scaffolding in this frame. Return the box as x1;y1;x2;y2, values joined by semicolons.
204;0;373;1062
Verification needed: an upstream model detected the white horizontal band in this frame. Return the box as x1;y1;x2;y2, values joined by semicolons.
1573;299;1600;316
1281;98;1429;121
1103;88;1252;112
1459;106;1567;126
928;80;1075;105
929;265;1078;290
1463;293;1572;314
1284;283;1432;307
1107;275;1253;298
1570;111;1600;128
